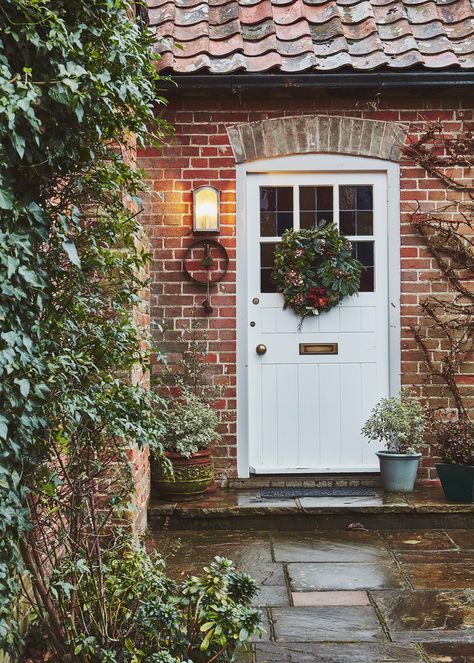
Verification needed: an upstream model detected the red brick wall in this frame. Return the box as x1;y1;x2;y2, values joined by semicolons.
138;88;472;483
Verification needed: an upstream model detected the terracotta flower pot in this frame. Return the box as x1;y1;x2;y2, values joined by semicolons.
153;449;214;502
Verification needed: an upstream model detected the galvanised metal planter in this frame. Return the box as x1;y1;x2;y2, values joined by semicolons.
436;463;474;503
376;451;421;493
154;450;214;502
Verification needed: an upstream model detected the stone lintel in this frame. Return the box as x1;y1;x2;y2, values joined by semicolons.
226;115;408;164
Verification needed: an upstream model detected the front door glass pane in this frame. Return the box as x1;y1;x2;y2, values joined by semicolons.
299;186;333;229
259;183;377;294
260;186;294;292
339;185;374;236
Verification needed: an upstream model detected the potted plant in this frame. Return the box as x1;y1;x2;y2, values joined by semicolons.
432;418;474;502
153;389;221;501
361;391;426;492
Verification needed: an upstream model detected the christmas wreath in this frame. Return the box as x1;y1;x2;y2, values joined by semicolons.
273;223;363;323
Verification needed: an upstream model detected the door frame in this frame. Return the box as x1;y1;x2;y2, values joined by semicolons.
236;153;401;478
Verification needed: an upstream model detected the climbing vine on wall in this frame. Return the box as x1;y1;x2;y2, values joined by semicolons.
404;122;474;421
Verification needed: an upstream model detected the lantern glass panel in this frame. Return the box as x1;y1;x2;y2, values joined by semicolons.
194;187;219;232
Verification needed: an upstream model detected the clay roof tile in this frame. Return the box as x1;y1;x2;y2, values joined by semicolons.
149;0;474;73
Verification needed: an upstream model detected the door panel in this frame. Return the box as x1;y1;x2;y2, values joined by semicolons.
297;364;320;467
318;364;341;468
247;172;390;473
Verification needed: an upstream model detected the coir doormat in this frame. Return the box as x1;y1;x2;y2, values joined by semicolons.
260;487;375;498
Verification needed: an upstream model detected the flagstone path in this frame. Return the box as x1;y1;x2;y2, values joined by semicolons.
151;528;474;662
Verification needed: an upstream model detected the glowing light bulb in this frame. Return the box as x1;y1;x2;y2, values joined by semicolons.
193;186;220;232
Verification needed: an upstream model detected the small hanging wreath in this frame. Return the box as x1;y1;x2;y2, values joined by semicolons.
273;223;363;323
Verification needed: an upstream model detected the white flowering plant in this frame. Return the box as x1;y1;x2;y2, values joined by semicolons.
161;389;221;457
361;391;426;454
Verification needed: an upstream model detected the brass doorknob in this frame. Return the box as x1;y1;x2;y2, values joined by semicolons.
256;344;267;356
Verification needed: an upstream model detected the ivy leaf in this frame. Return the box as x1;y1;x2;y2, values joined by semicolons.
0;190;13;210
62;241;81;267
1;331;18;345
26;202;43;222
0;417;8;441
15;379;30;397
7;256;20;278
18;266;42;287
11;132;26;159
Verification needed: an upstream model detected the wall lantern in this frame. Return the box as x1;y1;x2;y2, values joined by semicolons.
193;186;220;233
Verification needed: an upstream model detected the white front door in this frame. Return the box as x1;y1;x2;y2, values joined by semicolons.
246;171;390;473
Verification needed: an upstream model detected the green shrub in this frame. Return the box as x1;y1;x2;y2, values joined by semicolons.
159;390;221;458
29;536;262;662
361;391;426;454
433;418;474;466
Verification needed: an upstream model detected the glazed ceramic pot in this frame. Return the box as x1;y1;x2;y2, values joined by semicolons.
376;451;421;492
436;463;474;502
154;449;214;501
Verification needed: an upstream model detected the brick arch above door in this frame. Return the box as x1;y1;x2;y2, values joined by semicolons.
227;115;407;164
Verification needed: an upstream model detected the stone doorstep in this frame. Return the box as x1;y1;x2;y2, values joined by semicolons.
148;486;474;531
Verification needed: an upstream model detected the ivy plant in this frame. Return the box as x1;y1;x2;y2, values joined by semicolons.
0;0;169;652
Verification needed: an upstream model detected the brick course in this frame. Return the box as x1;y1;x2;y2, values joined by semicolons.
139;88;473;483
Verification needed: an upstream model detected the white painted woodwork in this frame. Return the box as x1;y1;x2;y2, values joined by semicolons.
246;171;390;473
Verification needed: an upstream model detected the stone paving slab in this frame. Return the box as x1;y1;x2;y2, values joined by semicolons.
288;561;405;591
271;606;385;642
381;530;457;551
273;531;390;563
250;642;423;662
153;530;273;564
249;562;287;587
422;642;474;662
372;590;474;643
252;585;290;607
149;525;474;661
165;491;301;518
166;558;286;587
403;561;474;590
447;529;474;549
397;550;474;564
292;590;370;606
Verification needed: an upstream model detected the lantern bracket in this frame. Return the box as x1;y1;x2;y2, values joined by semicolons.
183;238;229;315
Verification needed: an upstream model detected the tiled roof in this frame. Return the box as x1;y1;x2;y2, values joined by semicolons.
148;0;474;74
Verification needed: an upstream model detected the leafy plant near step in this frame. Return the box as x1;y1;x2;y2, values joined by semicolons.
433;419;474;466
361;391;426;454
158;390;221;457
26;536;262;662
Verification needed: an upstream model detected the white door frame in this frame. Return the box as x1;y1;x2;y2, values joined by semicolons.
236;153;401;478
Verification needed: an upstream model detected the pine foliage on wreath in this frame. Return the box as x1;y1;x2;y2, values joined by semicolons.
273;223;363;321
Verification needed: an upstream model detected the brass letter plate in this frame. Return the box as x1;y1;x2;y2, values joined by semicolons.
299;343;338;355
